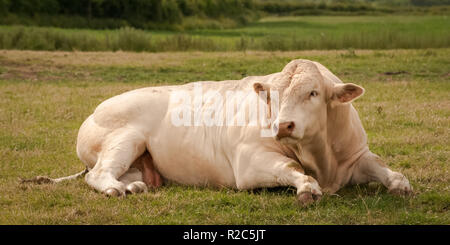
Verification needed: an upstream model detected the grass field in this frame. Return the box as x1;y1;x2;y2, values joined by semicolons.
0;49;449;224
1;15;449;51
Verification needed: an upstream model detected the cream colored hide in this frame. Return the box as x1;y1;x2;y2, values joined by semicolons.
76;59;411;205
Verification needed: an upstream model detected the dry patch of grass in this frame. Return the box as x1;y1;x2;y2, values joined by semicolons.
0;49;448;224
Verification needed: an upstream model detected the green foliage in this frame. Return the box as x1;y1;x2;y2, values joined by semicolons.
0;0;10;15
0;0;259;30
113;27;152;52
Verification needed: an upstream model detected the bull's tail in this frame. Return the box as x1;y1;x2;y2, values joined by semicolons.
20;168;89;184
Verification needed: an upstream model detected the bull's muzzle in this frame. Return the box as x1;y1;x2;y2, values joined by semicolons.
276;121;295;139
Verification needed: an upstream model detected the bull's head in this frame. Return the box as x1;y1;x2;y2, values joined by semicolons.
253;61;364;144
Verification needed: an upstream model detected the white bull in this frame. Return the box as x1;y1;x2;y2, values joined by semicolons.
39;59;412;205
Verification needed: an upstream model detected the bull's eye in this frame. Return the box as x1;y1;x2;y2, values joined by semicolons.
310;91;318;97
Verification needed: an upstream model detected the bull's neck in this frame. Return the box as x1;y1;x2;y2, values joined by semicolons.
306;131;338;189
327;103;368;166
287;130;338;191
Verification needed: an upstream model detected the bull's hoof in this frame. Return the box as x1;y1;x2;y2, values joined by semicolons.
125;181;148;194
297;192;321;207
105;188;123;197
388;172;413;196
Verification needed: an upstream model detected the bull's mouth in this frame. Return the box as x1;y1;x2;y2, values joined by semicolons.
271;120;302;144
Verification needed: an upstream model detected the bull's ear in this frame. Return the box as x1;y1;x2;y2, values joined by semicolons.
253;82;271;103
330;83;364;106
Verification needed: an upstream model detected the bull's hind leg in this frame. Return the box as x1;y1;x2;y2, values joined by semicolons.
84;128;146;196
350;151;412;195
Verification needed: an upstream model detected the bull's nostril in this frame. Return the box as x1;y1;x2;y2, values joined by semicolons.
287;122;295;131
277;121;295;138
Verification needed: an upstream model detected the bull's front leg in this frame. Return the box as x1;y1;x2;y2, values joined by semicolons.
350;151;412;195
234;148;322;206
